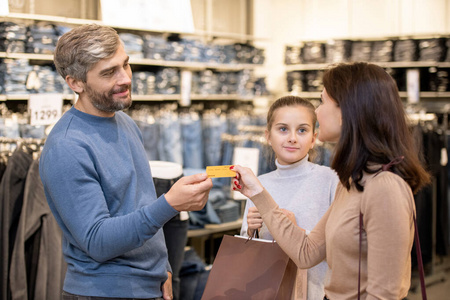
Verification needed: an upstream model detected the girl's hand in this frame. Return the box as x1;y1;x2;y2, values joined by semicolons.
247;206;263;236
231;165;264;198
280;208;297;225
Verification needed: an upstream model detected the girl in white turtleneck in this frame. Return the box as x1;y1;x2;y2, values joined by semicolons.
239;95;338;300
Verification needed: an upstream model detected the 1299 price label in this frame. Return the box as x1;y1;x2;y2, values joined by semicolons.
28;94;63;126
30;109;59;123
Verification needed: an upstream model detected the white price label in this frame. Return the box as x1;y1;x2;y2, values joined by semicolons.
28;94;63;126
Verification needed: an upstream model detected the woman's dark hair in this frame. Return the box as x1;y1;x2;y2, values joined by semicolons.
323;62;430;193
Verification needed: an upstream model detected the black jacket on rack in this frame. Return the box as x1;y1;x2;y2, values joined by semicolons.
0;148;33;300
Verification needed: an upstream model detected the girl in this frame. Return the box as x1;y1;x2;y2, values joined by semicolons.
239;96;338;300
232;62;430;299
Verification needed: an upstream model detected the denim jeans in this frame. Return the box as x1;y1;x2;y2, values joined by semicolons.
135;120;160;161
158;110;183;165
201;112;227;167
180;112;203;169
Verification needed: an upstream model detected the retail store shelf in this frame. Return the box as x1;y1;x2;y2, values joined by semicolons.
0;94;76;101
292;91;450;100
2;13;268;41
130;57;261;71
0;52;261;71
286;61;450;71
132;94;254;101
0;93;253;102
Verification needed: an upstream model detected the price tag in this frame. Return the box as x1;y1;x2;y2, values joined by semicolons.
28;94;63;126
180;70;192;107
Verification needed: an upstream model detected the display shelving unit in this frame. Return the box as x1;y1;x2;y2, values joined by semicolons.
0;12;265;104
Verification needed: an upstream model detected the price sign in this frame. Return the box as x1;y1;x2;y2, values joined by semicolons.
28;94;63;126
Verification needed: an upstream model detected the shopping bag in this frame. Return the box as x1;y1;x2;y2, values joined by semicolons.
201;235;297;300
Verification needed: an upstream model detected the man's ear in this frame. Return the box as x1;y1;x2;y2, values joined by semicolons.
66;76;84;94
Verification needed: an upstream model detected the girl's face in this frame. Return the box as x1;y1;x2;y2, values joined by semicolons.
266;105;316;165
316;88;342;143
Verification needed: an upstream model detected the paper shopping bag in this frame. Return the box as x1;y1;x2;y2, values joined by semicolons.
201;235;297;300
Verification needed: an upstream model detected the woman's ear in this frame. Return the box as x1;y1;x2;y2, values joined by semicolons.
66;76;84;94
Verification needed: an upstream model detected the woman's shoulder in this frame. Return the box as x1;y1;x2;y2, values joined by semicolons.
366;170;409;189
363;171;413;204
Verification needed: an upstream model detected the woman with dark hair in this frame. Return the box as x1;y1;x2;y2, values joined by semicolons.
231;62;430;299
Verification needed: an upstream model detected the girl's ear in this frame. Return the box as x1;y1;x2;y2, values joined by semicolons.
265;129;271;146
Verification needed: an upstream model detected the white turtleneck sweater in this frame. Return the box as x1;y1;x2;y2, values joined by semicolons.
240;155;338;300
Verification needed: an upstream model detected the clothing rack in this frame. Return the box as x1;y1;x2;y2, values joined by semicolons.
406;105;450;291
221;132;267;144
0;137;45;160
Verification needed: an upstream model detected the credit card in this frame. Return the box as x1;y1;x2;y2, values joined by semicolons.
206;165;236;178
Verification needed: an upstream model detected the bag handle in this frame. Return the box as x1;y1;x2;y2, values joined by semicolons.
358;158;427;300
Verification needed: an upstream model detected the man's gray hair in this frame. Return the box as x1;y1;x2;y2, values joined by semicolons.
54;24;121;82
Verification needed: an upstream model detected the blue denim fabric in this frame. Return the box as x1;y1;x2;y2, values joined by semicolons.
201;112;227;168
180;112;203;169
18;124;46;139
134;119;160;161
158;109;183;165
0;117;20;138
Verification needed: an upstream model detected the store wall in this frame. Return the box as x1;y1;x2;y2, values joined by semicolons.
254;0;450;96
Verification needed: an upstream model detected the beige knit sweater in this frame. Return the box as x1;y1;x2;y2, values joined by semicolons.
250;170;415;300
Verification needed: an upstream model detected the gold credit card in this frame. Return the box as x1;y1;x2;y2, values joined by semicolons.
206;165;236;178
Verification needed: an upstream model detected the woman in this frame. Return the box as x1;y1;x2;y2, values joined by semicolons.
232;62;430;299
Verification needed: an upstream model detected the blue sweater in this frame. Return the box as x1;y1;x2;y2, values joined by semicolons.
39;107;178;298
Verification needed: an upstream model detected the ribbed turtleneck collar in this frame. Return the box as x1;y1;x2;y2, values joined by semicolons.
274;154;312;178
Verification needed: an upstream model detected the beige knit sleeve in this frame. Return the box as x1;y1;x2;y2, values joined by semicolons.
251;189;328;269
362;173;415;299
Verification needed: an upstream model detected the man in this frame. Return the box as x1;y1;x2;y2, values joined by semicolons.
39;24;213;300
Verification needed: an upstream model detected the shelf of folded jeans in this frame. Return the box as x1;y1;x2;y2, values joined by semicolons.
129;57;261;71
0;52;54;61
398;91;450;99
3;13;268;42
293;91;450;100
285;61;450;71
0;94;76;101
131;94;254;101
0;52;262;71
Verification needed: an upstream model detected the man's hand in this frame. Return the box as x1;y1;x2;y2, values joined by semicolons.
162;272;173;300
165;173;213;211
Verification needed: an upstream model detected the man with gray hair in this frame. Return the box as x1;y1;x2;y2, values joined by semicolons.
40;24;212;300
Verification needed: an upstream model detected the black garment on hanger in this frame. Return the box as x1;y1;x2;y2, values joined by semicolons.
0;147;33;300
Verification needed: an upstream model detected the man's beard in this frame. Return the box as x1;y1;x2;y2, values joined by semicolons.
86;84;132;113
